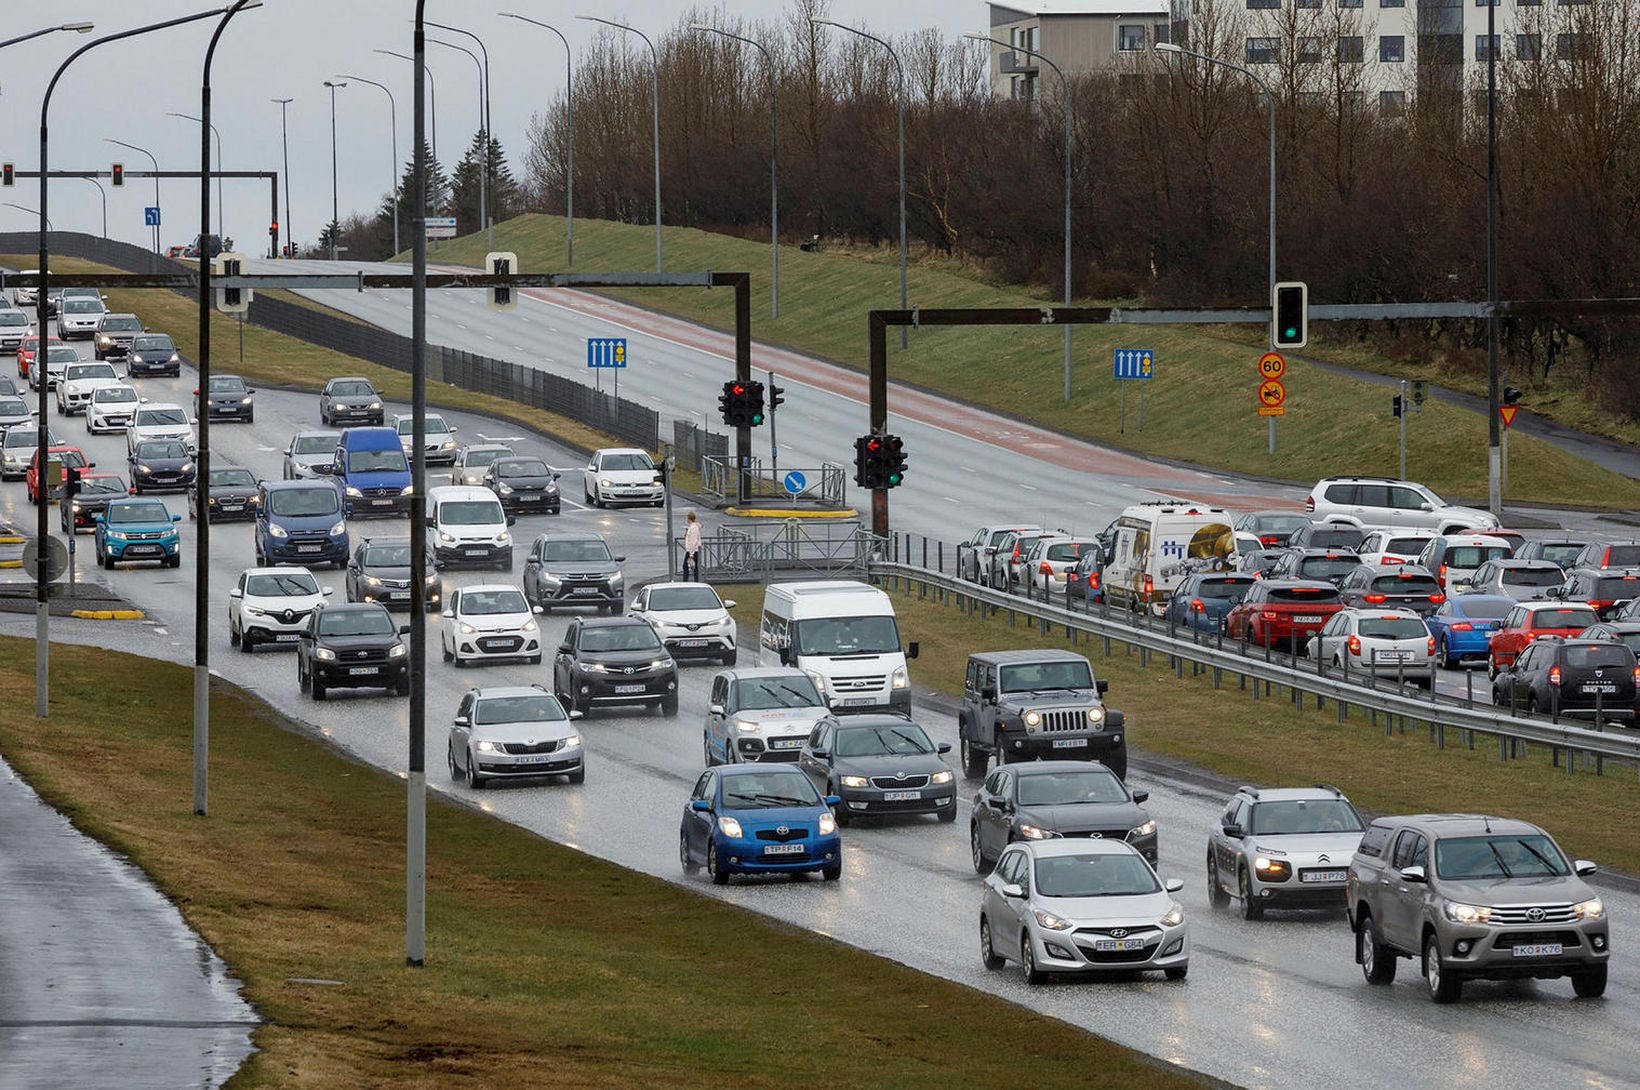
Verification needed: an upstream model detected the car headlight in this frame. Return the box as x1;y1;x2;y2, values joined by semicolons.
891;665;908;690
105;529;128;541
388;643;407;659
130;355;144;364
136;464;152;475
716;815;744;838
440;439;455;449
840;775;870;788
245;606;267;617
180;463;194;474
1254;857;1292;881
1087;707;1106;723
496;531;510;544
368;401;382;409
475;739;501;753
71;501;82;511
345;486;363;497
583;662;608;673
364;576;383;587
930;770;954;785
805;670;829;693
1130;819;1157;838
537;572;562;588
522;619;537;633
818;811;837;836
562;734;582;748
1161;902;1185;927
168;353;180;362
314;647;336;662
241;396;254;404
608;572;624;588
648;658;671;671
599;478;612;487
267;523;288;538
731;718;761;734
1443;900;1493;925
400;484;414;496
98;336;111;345
1573;898;1605;921
497;483;514;495
1032;909;1072;931
329;520;346;537
1019;824;1057;840
438;532;456;545
1024;710;1041;727
458;622;476;635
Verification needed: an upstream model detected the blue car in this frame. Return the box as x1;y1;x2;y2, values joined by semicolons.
1163;572;1256;633
333;426;411;517
1426;593;1514;669
256;479;350;568
95;497;181;569
680;764;842;885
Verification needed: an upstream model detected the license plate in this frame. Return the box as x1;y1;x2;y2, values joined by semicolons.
463;548;486;556
219;503;242;511
516;755;550;765
1052;738;1088;748
217;406;237;414
883;790;921;801
348;666;378;676
572;587;600;596
677;639;709;648
762;843;805;856
841;697;875;707
274;633;300;643
389;592;409;601
1294;614;1323;623
519;495;540;502
480;640;513;651
1583;683;1618;694
769;738;803;750
1512;943;1563;957
125;545;159;556
614;684;646;694
1301;869;1347;883
1093;938;1147;952
297;545;321;554
1375;650;1414;663
371;499;392;507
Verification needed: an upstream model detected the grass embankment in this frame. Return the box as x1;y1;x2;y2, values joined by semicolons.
0;640;1205;1089
426;215;1640;509
724;585;1640;876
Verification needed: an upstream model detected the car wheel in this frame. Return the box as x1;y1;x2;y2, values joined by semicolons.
1238;866;1264;920
1572;966;1608;999
822;860;841;881
721;649;738;667
465;748;485;790
1488;655;1499;679
395;676;410;697
557;689;575;715
993;732;1010;767
679;828;700;876
502;553;514;573
229;621;241;649
447;743;462;782
529;653;543;666
1021;934;1047;985
1527;694;1540;715
442;636;453;663
310;675;326;701
239;628;255;654
703;733;717;767
566;763;585;785
980;914;1006;970
167;554;180;569
661;694;679;718
832;789;852;827
1164;964;1189;982
937;805;956;823
708;839;729;885
1441;638;1459;671
297;660;309;694
1207;853;1230;910
970;822;991;874
1358;912;1396;984
101;549;115;571
1424;932;1462;1003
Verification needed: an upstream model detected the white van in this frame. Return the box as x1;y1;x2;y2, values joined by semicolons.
1100;501;1236;616
426;484;514;572
757;580;917;713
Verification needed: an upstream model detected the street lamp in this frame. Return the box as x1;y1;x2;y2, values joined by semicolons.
578;15;663;272
324;80;346;259
337;75;399;255
499;13;574;266
409;0;432;969
106;138;161;252
812;19;907;349
427;37;485;245
376;49;438;210
3;203;52;230
0;22;93;50
271;98;293;256
78;176;106;237
967;32;1073;402
691;24;779;320
425;19;492;247
167;111;225;241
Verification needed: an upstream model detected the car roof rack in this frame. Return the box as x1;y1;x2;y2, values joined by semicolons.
1314;782;1344;798
1237;785;1260;799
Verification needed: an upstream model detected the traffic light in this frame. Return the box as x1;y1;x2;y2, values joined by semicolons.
485;250;518;311
882;434;907;487
718;381;738;426
1412;380;1425;407
769;382;786;414
853;435;882;488
1;164;12;188
213;252;251;314
1392;394;1403;418
111;162;124;188
852;434;907;489
63;465;82;500
718;379;766;428
1272;281;1308;349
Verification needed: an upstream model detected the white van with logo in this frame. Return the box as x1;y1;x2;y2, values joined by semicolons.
1100;501;1235;616
758;580;917;713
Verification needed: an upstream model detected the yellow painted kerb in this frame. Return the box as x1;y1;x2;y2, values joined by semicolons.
724;507;859;520
70;609;145;620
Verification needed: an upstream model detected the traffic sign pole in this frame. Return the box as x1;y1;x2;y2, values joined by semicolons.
1399;379;1409;481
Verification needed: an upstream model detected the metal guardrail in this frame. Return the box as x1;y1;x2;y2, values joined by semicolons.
702;456;848;507
870;559;1640;773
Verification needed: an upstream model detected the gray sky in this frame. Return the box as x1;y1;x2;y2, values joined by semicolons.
0;0;973;254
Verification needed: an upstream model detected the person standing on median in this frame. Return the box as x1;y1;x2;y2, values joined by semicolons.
683;510;703;582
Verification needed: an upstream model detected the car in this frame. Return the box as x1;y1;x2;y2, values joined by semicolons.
582;447;662;508
1516;539;1591;568
11;273;40;309
53;359;118;416
958;650;1126;778
1306;476;1500;533
1467;558;1567;602
1487;601;1602;674
54;295;106;339
125;402;194;453
282;430;340;479
93;497;182;569
1554;567;1640;619
987;529;1057;591
1266;547;1363;587
0;393;34;433
346;539;442;611
255;479;349;569
970;759;1157;872
126;439;195;494
392;411;457;465
1492;637;1638;721
1470;527;1527;555
1286;523;1367;552
61;471;128;534
980;839;1188;984
1347;814;1608;1002
333;426;411;517
29;345;78;391
1334;563;1445;616
1225;578;1345;650
1237;548;1286;577
448;685;585;788
0;424;56;481
681;765;844;888
703;667;831;766
295;602;410;700
1579;621;1640;655
26;444;89;504
1069;548;1104;603
426;484;513;569
125;333;181;377
227;566;332;651
958;524;1042;586
85;383;141;434
627;581;737;663
1233;510;1312;549
1426;594;1514;668
1022;535;1098;596
15;335;63;381
441;584;545;667
1355;528;1437;567
1305;608;1436;683
196;374;255;423
189;464;258;520
1162;572;1255;633
1207;784;1365;919
797;713;956;824
452;441;515;487
523;531;625;613
318;377;384;426
0;308;33;354
483;455;561;515
0;375;22;397
553;616;679;717
1416;533;1514;594
92;313;143;360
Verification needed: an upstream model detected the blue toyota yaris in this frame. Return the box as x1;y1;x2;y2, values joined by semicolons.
680;764;842;885
1426;593;1514;669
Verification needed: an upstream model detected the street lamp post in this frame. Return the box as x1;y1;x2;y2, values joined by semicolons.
426;19;492;248
4;203;52;230
324;80;346;259
499;13;574;266
78;176;106;237
271;98;293;256
427;38;484;246
409;0;431;969
167;112;225;241
813;19;907;349
106;138;161;252
377;49;438;210
578;15;663;272
692;24;779;320
1486;0;1501;519
0;22;93;50
337;75;400;255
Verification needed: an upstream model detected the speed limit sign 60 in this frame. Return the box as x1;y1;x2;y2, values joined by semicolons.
1258;352;1287;379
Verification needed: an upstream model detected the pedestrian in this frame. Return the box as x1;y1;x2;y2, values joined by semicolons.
682;510;703;582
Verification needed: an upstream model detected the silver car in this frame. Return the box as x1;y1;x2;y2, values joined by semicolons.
1468;558;1566;602
447;685;584;788
0;307;31;354
980;838;1188;984
452;439;518;486
1305;608;1435;684
703;667;831;765
55;296;105;339
1207;785;1365;919
0;425;54;481
283;430;340;479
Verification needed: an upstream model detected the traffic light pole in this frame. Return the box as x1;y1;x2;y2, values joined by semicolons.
734;274;751;505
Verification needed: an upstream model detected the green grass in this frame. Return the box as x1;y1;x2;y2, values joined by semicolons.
424;214;1640;510
0;640;1207;1089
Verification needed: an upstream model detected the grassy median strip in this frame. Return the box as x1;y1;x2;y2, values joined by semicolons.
0;640;1207;1090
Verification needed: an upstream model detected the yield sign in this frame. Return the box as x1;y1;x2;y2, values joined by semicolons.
1500;404;1520;428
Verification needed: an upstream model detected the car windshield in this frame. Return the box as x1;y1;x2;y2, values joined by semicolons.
1501;567;1564;587
1270;585;1341;603
577;625;662;653
1562;644;1633;668
474;695;566;725
1446;545;1510;567
364;545;411;567
139;408;188;427
735;675;822;709
268;488;340;517
793;616;901;656
63;299;102;314
461;589;529;615
330;381;375;397
1299;557;1361;580
719;770;819;809
1248;799;1363;835
106;502;169;525
833;722;935;757
94;387;138;404
541;539;611;562
131;336;174;352
56;450;87;468
1259;515;1312;533
349;449;407;474
293;435;336;455
1435;834;1570;879
1000;660;1095;692
599;452;653;472
440;500;503;526
1371;574;1440;594
1357;617;1430;639
208;377;246;393
0;398;27;415
79;476;125;496
1455;597;1512;620
1045;542;1090;562
647;587;723;612
497;458;551;477
66;364;114;380
1594;576;1640;598
101;317;141;331
137;441;187;460
6;429;43;447
318;610;395;637
1016;769;1128;807
398;416;451;434
1308;528;1364;548
0;312;27;327
246;572;319;597
1532;607;1599;629
1198;577;1254;602
1033;853;1160;897
211;468;256;488
46;348;78;364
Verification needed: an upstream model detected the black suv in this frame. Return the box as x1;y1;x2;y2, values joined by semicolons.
969;760;1155;873
484;455;561;516
1336;563;1445;616
1268;547;1364;587
958;650;1125;779
318;377;384;427
524;531;625;613
296;602;410;701
189;464;258;521
1287;524;1366;552
1557;567;1640;620
197;373;256;423
1491;637;1637;722
552;616;678;717
346;538;442;612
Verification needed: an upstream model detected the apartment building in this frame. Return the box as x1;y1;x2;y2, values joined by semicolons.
986;1;1172;99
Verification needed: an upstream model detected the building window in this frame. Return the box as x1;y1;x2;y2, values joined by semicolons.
1297;0;1320;8
1380;90;1407;115
1154;23;1171;45
1298;36;1322;62
1297;90;1322;107
1246;36;1279;63
1118;25;1147;51
1516;32;1542;59
1475;34;1500;60
1340;0;1363;8
1557;32;1588;59
1559;0;1590;5
1380;34;1405;62
1338;36;1364;62
1474;0;1496;6
1246;0;1281;9
1381;0;1404;7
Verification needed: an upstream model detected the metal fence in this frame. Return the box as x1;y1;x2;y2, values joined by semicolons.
671;419;728;472
699;456;848;507
690;520;883;582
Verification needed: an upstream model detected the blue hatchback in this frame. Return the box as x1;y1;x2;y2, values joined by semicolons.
1163;572;1256;633
680;764;842;884
1427;593;1514;669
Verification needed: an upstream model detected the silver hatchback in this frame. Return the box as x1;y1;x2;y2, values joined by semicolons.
703;667;831;766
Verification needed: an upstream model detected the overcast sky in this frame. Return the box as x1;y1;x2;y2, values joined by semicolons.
0;0;972;254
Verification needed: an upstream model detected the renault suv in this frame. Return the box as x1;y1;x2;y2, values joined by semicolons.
1207;785;1365;919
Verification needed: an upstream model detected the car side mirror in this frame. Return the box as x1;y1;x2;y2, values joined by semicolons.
690;799;712;813
722;599;736;609
170;514;181;523
824;794;841;808
1096;679;1110;695
453;715;469;727
906;641;919;660
446;424;455;432
568;709;584;720
441;610;454;619
1222;823;1244;839
424;516;435;527
937;742;952;754
399;625;412;635
709;703;725;716
999;882;1025;899
1420;502;1434;511
811;749;830;760
1164;878;1184;893
614;555;627;563
228;588;243;599
532;604;544;614
558;643;572;654
980;687;996;702
551;472;561;482
247;388;256;394
192;388;199;396
1133;790;1150;804
321;587;334;596
1399;865;1427;883
506;515;517;527
1574;859;1598;876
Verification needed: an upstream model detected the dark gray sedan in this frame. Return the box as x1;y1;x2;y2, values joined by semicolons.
798;714;956;825
484;455;561;515
127;439;195;494
190;464;259;521
198;373;256;423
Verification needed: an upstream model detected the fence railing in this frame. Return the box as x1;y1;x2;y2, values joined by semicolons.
690;520;883;582
699;456;848;507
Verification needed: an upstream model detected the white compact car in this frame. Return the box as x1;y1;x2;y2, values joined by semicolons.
1206;785;1366;919
1305;608;1435;684
702;667;831;766
87;384;142;434
448;686;584;788
228;566;332;651
441;584;544;666
628;581;738;664
583;447;662;508
126;402;195;452
1355;528;1437;567
56;360;121;415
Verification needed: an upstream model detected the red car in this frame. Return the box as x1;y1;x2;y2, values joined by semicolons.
1487;601;1602;675
1225;579;1345;650
16;335;62;380
26;444;90;504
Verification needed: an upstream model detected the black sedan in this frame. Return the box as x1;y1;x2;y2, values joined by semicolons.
296;602;410;700
62;472;129;533
484;456;561;515
552;616;678;717
127;439;196;494
190;465;259;521
345;539;443;612
197;373;256;423
797;714;956;825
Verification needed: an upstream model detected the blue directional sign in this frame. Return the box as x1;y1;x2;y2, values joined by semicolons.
782;470;806;495
586;337;628;369
1113;349;1155;381
144;206;161;227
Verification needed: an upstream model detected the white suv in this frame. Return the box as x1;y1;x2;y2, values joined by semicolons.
1306;476;1498;534
56;360;120;415
1207;785;1366;920
228;566;332;651
583;447;662;507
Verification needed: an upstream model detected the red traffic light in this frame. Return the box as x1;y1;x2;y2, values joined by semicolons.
731;383;746;395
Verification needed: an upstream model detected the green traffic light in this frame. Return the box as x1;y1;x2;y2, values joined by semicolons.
751;413;764;425
887;473;901;486
1284;327;1298;339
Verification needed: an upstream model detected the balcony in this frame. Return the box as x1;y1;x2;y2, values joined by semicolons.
1000;49;1039;74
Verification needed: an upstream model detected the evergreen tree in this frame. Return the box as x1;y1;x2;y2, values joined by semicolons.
449;129;519;232
377;139;451;240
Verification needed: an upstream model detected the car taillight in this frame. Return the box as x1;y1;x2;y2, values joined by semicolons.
1587;600;1610;611
1347;636;1361;656
1549;666;1562;686
1633;666;1640;687
1259;535;1278;545
1429;594;1446;604
1305;495;1315;512
1363;594;1387;604
1040;561;1053;574
1143;575;1153;601
1449;622;1474;631
1088;572;1100;589
1603;548;1613;567
1067;572;1078;582
1262;610;1278;621
1379;557;1398;565
1439;563;1448;587
1191;598;1206;613
1427;636;1437;655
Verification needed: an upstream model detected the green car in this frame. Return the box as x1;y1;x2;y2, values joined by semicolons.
95;497;182;569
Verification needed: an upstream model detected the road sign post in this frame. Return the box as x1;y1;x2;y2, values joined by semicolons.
144;206;161;228
587;336;628;409
1499;403;1519;499
783;469;806;508
425;215;457;239
1258;352;1287;453
1113;349;1154;435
